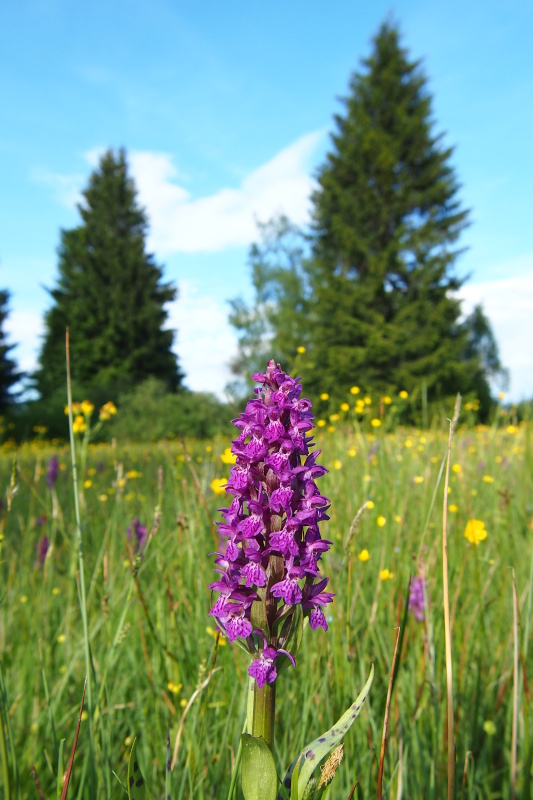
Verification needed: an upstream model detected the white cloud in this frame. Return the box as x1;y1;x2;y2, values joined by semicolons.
167;282;238;397
4;309;44;376
129;131;323;254
459;262;533;401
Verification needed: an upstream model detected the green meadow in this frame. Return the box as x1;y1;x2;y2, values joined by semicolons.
0;400;531;799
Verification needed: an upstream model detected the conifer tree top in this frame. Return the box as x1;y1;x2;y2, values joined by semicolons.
35;148;183;398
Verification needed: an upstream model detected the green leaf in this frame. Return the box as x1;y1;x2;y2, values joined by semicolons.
241;734;278;800
127;739;155;800
282;664;373;800
289;755;301;800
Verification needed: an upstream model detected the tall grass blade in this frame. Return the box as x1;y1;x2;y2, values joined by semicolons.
377;626;401;800
60;677;86;800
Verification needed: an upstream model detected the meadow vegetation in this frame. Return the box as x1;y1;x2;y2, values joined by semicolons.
0;391;531;798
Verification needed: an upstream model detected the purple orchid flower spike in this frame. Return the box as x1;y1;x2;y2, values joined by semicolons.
209;359;334;692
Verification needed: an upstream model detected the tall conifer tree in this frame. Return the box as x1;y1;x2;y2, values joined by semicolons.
0;289;21;410
305;22;474;401
36;149;182;397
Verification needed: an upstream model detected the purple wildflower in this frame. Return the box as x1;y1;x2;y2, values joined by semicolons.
408;576;427;622
35;535;50;568
46;455;60;489
209;359;334;686
127;518;148;554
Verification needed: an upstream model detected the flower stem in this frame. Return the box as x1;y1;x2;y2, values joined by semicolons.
247;675;276;750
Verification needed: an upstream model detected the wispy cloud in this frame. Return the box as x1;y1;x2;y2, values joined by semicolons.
31;168;85;208
167;282;237;396
129;131;323;254
33;132;324;253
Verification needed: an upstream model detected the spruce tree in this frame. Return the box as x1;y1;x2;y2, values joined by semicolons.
305;22;475;402
0;289;21;411
36;149;182;397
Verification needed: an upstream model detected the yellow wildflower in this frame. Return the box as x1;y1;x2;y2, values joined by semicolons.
358;549;370;562
57;634;66;643
399;390;408;400
320;393;329;401
464;519;487;545
205;445;212;453
99;401;117;420
329;413;340;422
482;475;494;483
327;426;335;433
366;500;375;510
347;448;356;457
72;416;86;434
498;392;505;400
350;386;360;395
363;396;372;405
221;447;237;465
64;402;81;415
52;587;61;595
210;478;227;495
449;504;459;513
340;402;350;412
405;439;413;448
380;569;394;581
80;400;94;416
483;720;496;736
377;515;386;527
506;425;517;434
317;419;326;427
84;479;92;489
394;515;401;523
414;476;424;484
297;345;306;354
333;459;342;470
99;494;108;502
371;418;381;428
126;470;142;479
452;464;461;473
167;681;183;695
383;395;392;404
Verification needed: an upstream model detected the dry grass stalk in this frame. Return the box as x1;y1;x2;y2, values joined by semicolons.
442;394;461;800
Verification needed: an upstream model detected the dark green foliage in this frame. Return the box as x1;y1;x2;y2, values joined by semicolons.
35;149;182;398
108;378;232;441
0;289;22;411
5;378;232;442
306;22;473;401
231;24;503;412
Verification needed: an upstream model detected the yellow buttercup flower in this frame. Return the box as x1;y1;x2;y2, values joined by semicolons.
482;475;494;484
358;549;370;562
72;416;87;434
347;448;356;457
210;478;227;495
371;418;381;428
414;476;424;484
377;515;386;527
464;519;487;545
333;459;342;470
449;504;459;513
452;464;462;473
380;569;394;581
399;390;408;400
363;396;372;405
320;393;329;401
221;447;237;465
317;419;326;427
297;345;306;354
80;400;94;416
340;402;350;412
366;500;375;510
350;386;360;395
329;413;340;422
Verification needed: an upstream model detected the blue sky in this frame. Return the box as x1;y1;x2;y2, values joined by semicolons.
1;0;532;401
